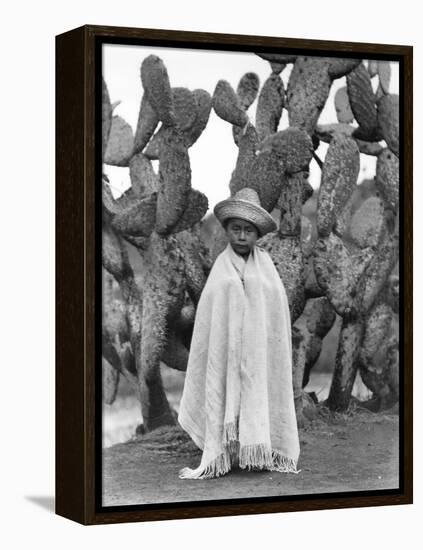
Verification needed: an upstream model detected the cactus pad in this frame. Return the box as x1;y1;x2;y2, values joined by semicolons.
102;182;141;220
185;89;212;147
315;124;382;155
170;189;209;234
171;87;198;131
145;90;212;157
129;153;158;197
278;171;304;236
377;61;391;94
359;284;399;408
377;94;399;157
144;232;186;308
246;149;285;212
335;86;354;124
367;60;378;78
361;301;393;364
333;192;355;238
155;130;192;234
375;83;385;101
312;233;358;317
102;223;130;278
314;123;355;142
133;94;159;155
141;55;175;126
229;123;258;196
237;72;260;110
327;58;361;79
103;358;120;405
346;63;381;141
104;115;134;167
355;139;384;156
304;296;336;337
212;79;249;127
259;234;305;322
111;193;157;237
270;61;286;75
256;53;297;64
361;230;399;312
317;133;360;237
287;57;332;135
260;127;313;174
144;125;169;160
102;180;120;216
375;148;399;210
327;319;364;411
349;196;385;248
176;230;211;304
255;74;285;142
302;177;314;204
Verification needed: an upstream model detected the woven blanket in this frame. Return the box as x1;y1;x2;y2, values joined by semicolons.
178;243;300;479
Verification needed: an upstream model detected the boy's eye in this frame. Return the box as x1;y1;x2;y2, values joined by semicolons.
230;225;254;234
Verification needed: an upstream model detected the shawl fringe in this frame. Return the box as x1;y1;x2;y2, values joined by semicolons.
178;450;231;479
239;444;300;474
178;444;300;479
178;421;300;479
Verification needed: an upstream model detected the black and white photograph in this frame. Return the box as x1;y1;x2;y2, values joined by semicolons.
101;41;402;508
3;0;422;542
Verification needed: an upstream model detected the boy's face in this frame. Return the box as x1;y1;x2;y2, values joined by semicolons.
225;218;259;256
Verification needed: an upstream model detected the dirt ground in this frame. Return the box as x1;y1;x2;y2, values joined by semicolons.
102;406;399;507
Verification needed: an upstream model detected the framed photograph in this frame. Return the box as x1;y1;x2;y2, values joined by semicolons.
56;24;413;525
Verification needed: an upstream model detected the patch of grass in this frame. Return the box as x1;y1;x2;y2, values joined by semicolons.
127;425;201;456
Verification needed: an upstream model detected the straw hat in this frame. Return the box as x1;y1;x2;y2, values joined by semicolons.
214;187;277;237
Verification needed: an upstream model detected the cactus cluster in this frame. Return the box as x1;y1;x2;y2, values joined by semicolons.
103;52;400;433
311;61;399;413
210;54;399;418
102;55;212;430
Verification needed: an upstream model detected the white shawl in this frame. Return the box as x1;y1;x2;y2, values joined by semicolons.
178;243;300;479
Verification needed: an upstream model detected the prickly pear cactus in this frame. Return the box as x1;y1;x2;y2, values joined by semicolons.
286;57;332;135
102;55;212;431
346;62;382;141
314;174;399;411
300;58;400;413
209;54;399;418
212;79;249;127
103;50;400;433
255;73;285;142
316;133;360;237
358;268;399;409
210;53;399;416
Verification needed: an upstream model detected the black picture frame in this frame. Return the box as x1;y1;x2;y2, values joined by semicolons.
56;24;413;525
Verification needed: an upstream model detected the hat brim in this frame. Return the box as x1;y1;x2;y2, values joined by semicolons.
213;198;277;237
